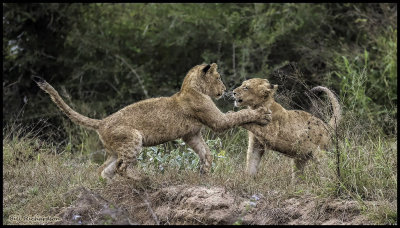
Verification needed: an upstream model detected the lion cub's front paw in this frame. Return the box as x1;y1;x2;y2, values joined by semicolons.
255;107;272;125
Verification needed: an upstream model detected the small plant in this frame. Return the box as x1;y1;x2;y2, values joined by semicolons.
137;136;230;173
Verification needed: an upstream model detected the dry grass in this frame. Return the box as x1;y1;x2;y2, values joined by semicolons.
2;123;104;225
2;105;397;225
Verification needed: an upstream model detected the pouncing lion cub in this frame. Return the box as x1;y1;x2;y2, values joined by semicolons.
34;64;270;181
232;78;341;182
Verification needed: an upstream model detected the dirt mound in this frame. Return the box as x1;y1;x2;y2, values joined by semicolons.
150;185;241;224
100;177;243;225
53;180;372;225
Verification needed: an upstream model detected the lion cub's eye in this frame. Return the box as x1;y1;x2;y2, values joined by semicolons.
243;86;249;90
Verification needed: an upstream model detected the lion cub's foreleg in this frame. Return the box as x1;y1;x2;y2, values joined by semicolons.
246;132;266;177
183;131;213;174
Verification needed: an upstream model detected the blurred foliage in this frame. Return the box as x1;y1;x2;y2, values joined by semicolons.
3;3;397;142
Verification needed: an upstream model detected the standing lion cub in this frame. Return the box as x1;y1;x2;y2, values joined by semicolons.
34;63;270;181
232;78;341;182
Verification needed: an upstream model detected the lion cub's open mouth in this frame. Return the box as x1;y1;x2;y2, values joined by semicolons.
233;95;243;103
233;97;243;107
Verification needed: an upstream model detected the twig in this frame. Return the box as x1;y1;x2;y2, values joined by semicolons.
143;191;160;225
232;42;236;78
115;54;149;98
217;41;222;63
185;211;206;225
131;188;160;225
335;115;341;195
191;215;206;225
105;81;123;97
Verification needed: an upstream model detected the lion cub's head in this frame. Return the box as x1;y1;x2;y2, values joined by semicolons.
181;63;226;99
233;78;278;108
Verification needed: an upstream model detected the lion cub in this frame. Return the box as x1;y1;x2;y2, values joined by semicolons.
34;64;270;181
233;78;341;182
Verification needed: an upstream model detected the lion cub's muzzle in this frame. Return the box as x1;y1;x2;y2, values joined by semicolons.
232;91;243;107
216;88;226;99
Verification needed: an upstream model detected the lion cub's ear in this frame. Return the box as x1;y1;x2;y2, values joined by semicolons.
266;84;278;97
261;84;278;98
202;64;211;73
210;63;218;72
260;86;271;98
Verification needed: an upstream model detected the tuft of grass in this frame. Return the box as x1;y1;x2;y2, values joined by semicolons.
330;38;397;135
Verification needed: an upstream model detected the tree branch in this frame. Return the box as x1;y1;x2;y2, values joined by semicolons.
115;54;149;98
232;42;236;78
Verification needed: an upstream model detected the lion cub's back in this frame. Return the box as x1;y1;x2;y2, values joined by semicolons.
283;110;330;148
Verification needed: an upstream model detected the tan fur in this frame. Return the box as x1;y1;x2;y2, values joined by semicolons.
35;64;270;181
232;78;341;182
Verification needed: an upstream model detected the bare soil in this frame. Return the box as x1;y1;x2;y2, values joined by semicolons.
53;176;373;225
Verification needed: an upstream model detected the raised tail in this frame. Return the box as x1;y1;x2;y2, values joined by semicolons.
310;86;341;130
33;76;100;130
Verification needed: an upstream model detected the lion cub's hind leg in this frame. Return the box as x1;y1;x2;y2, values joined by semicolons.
98;153;115;175
292;158;309;184
183;132;213;174
98;154;118;181
101;155;118;181
246;133;265;177
105;127;144;180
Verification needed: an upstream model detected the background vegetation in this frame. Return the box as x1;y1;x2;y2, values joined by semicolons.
3;3;397;224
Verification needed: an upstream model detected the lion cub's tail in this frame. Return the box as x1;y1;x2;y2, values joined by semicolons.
310;86;341;130
33;76;100;130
